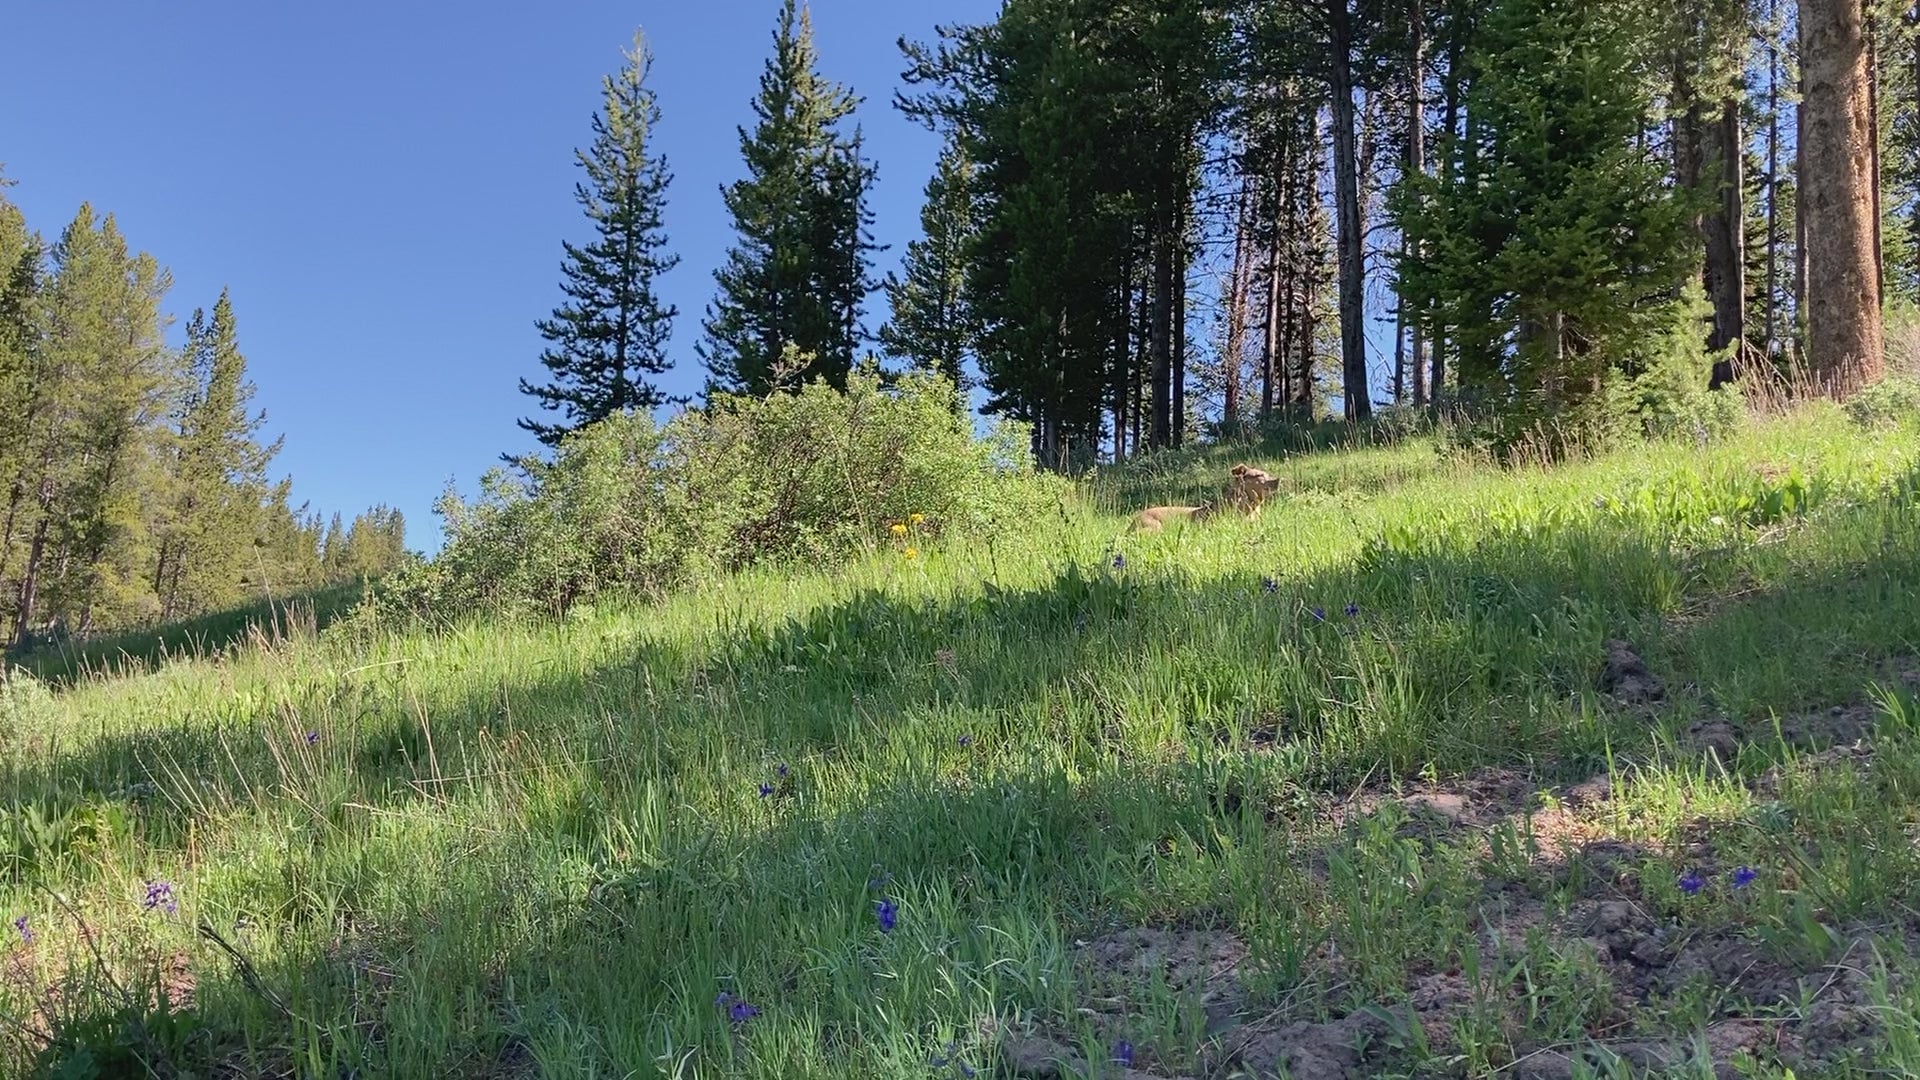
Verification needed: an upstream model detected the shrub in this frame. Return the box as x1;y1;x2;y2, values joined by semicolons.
1845;374;1920;429
377;367;1057;620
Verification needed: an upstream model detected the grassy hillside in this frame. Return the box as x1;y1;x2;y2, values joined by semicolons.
5;406;1920;1078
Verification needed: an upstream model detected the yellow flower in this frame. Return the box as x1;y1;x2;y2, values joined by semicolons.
904;547;920;560
909;513;926;526
890;523;907;536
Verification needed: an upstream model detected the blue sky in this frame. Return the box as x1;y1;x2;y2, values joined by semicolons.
1;1;996;551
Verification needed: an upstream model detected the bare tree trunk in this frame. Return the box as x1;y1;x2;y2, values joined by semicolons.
1150;192;1174;448
1173;197;1189;448
1114;260;1132;462
1704;99;1747;387
1328;0;1372;421
1800;0;1887;396
1261;172;1282;420
1408;0;1429;407
1765;1;1782;362
1224;181;1256;430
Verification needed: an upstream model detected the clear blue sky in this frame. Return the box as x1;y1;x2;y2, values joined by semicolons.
1;2;996;552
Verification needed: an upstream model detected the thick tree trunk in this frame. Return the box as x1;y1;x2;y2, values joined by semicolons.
1328;0;1372;421
1799;0;1886;396
1704;99;1747;387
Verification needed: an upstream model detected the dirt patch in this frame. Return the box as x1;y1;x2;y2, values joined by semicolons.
1076;927;1248;1035
1509;1020;1776;1080
1227;1005;1411;1080
1600;641;1665;707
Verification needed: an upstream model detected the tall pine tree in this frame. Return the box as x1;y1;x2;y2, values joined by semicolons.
879;132;976;410
154;289;280;621
518;30;680;449
701;0;878;395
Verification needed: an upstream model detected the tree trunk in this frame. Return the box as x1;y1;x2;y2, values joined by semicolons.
1764;4;1782;363
1704;98;1747;387
1328;0;1372;421
1799;0;1887;396
1408;0;1429;407
1173;196;1189;448
1150;193;1174;448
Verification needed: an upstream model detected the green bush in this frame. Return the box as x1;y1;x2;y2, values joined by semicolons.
377;366;1058;620
1845;374;1920;430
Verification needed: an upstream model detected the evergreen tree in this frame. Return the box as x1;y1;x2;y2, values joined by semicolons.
879;132;976;410
1398;0;1695;419
518;30;680;449
700;0;878;395
154;290;281;620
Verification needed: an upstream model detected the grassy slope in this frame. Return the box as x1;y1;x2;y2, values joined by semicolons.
4;406;1920;1078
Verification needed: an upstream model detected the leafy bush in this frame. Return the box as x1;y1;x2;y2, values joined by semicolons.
377;368;1059;620
1845;374;1920;429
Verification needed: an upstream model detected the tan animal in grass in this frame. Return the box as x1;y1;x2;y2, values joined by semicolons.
1130;501;1217;533
1224;464;1282;515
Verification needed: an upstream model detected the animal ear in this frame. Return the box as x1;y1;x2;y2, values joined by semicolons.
1231;464;1247;477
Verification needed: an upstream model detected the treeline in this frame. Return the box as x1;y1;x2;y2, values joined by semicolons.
0;180;406;647
520;0;1900;471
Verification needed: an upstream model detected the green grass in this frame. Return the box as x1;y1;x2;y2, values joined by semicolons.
5;404;1920;1078
9;581;370;687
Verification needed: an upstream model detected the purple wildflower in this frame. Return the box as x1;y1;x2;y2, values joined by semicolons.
1261;576;1279;594
12;915;30;944
1678;870;1706;896
1733;866;1758;889
142;880;178;915
876;898;899;934
1112;554;1127;571
958;735;973;748
715;991;759;1025
304;730;320;746
1113;1040;1135;1067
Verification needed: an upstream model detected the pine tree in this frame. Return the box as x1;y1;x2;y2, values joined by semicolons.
154;290;281;620
1799;0;1885;395
518;30;680;449
700;0;878;396
1398;0;1695;418
880;133;976;410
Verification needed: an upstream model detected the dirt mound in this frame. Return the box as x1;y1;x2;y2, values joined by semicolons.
1600;640;1664;706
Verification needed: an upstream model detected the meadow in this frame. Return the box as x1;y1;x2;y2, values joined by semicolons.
4;404;1920;1078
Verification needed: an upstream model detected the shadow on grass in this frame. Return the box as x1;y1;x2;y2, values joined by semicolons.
8;583;370;688
8;475;1920;1075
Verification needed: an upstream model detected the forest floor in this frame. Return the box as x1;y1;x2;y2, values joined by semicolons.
5;404;1920;1078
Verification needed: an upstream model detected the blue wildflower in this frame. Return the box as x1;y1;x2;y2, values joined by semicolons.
1733;866;1758;889
304;730;320;746
13;915;30;944
1310;606;1327;622
957;1065;976;1078
1261;576;1279;595
1679;870;1706;896
142;881;178;915
715;991;759;1025
1113;1040;1135;1067
876;898;899;934
958;735;973;748
759;782;775;798
1344;602;1360;618
1112;554;1127;571
776;763;790;779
